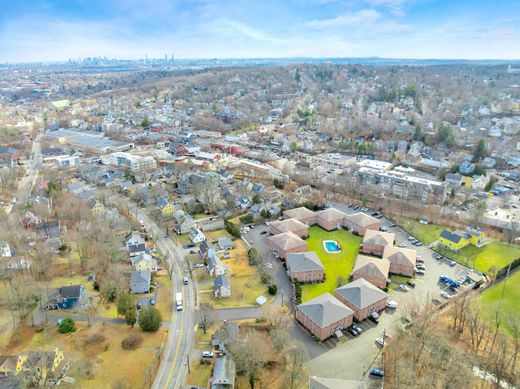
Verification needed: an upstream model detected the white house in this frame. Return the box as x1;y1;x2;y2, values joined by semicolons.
214;274;232;298
189;227;206;244
208;249;226;277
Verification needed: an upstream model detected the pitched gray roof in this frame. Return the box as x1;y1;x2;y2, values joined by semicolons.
211;355;236;388
286;251;324;272
214;274;231;289
335;278;388;309
297;293;353;328
131;269;151;285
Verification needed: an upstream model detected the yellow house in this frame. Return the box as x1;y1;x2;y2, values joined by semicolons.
157;198;175;215
131;253;158;272
439;228;486;251
89;199;105;216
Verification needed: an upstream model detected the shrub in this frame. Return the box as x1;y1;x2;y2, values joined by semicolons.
139;305;162;332
260;274;270;284
117;294;133;317
85;333;106;345
101;282;117;302
225;220;241;238
273;178;284;189
59;318;76;334
125;306;137;328
93;280;100;291
121;334;143;350
248;248;259;266
240;214;254;224
268;284;277;295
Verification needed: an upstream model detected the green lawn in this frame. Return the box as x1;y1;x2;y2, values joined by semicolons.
395;218;445;244
480;270;520;333
301;226;363;302
436;241;520;275
388;274;412;291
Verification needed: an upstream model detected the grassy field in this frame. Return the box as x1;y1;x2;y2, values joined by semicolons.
388;274;412;291
395;218;445;244
480;270;520;333
186;361;213;387
436;241;520;275
301;226;363;302
4;321;164;389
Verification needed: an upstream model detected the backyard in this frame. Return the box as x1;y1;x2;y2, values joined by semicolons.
480;269;520;333
301;226;363;301
436;240;520;275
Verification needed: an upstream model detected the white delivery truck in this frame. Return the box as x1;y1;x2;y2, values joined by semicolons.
176;292;183;311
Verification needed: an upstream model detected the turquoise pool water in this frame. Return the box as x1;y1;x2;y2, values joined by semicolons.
323;240;341;253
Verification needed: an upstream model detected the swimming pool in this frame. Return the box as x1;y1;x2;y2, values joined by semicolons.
323;240;341;253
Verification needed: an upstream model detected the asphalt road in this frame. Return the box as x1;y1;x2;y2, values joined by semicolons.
104;193;195;389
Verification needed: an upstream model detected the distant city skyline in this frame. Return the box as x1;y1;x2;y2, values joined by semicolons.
1;0;520;63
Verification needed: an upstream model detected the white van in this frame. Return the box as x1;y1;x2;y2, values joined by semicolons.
387;300;398;309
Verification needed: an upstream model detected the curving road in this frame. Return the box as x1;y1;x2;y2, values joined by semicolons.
104;193;195;389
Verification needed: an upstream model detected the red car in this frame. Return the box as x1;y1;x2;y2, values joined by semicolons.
416;257;425;263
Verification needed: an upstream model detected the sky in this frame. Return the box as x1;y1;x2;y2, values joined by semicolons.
1;0;520;62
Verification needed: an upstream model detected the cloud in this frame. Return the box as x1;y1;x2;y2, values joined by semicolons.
491;28;514;36
307;9;381;28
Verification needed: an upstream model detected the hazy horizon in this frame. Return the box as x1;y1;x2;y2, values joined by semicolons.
1;0;520;63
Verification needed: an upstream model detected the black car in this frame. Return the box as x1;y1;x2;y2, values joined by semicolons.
348;327;359;336
260;231;268;235
368;315;380;325
407;280;416;288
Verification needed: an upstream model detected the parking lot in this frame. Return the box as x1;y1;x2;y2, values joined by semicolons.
245;204;474;385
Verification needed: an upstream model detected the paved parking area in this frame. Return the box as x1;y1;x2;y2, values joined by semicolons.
247;205;474;384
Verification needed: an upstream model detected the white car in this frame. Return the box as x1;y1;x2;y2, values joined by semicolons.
387;300;398;309
375;338;385;347
202;351;214;358
399;284;410;292
399;243;407;248
441;291;452;299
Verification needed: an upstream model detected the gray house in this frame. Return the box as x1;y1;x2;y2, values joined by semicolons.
211;355;236;389
218;237;233;251
174;210;196;234
130;269;151;294
214;274;232;298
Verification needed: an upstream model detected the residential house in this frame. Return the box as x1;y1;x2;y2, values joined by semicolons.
482;157;496;169
335;278;388;321
189;227;205;243
131;253;159;272
0;242;13;257
214;274;232;298
199;241;213;258
472;175;489;191
360;230;395;257
296;293;354;341
350;255;390;289
210;355;236;389
173;210;196;234
459;161;475;175
315;208;347;231
124;231;146;257
283;207;317;225
130;270;151;294
218;237;233;251
211;321;239;352
267;232;308;259
286;251;325;283
382;246;416;277
208;249;226;277
88;199;105;216
45;285;88;310
35;220;61;239
309;376;366;389
343;213;380;236
157;197;175;216
0;348;67;385
445;173;463;187
270;218;309;238
439;228;486;251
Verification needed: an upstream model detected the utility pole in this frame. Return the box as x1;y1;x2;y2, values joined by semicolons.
186;355;190;374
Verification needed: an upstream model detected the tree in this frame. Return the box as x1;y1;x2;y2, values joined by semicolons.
413;125;424;141
139;305;162;332
273;178;284;189
289;141;298;152
474;139;486;161
125;306;137;328
281;346;308;389
437;123;454;148
117;294;133;317
141;116;150;128
229;329;267;389
198;303;214;334
252;194;261;204
260;209;271;219
59;318;76;333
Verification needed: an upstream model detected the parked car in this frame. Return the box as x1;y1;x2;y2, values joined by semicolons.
441;291;452;299
369;312;380;324
348;327;359;337
194;263;205;268
416;269;425;275
370;369;385;377
407;280;416;288
260;231;268;235
380;226;388;232
387;300;398;309
449;260;457;267
150;298;156;305
136;302;141;310
352;325;363;334
183;276;189;285
416;264;426;270
416;257;425;263
408;236;415;241
399;284;410;292
399;243;407;248
202;351;214;358
419;219;428;224
389;223;396;228
435;255;443;260
375;338;385;347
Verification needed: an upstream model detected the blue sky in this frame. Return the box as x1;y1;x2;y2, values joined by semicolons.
1;0;519;62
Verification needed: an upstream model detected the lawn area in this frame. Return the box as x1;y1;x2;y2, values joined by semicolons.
186;361;213;387
436;241;520;275
395;218;445;244
4;321;165;389
480;270;520;333
301;226;363;302
199;275;274;308
388;274;412;291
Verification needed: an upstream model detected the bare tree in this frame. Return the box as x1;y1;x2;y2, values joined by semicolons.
229;328;268;389
198;303;214;334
